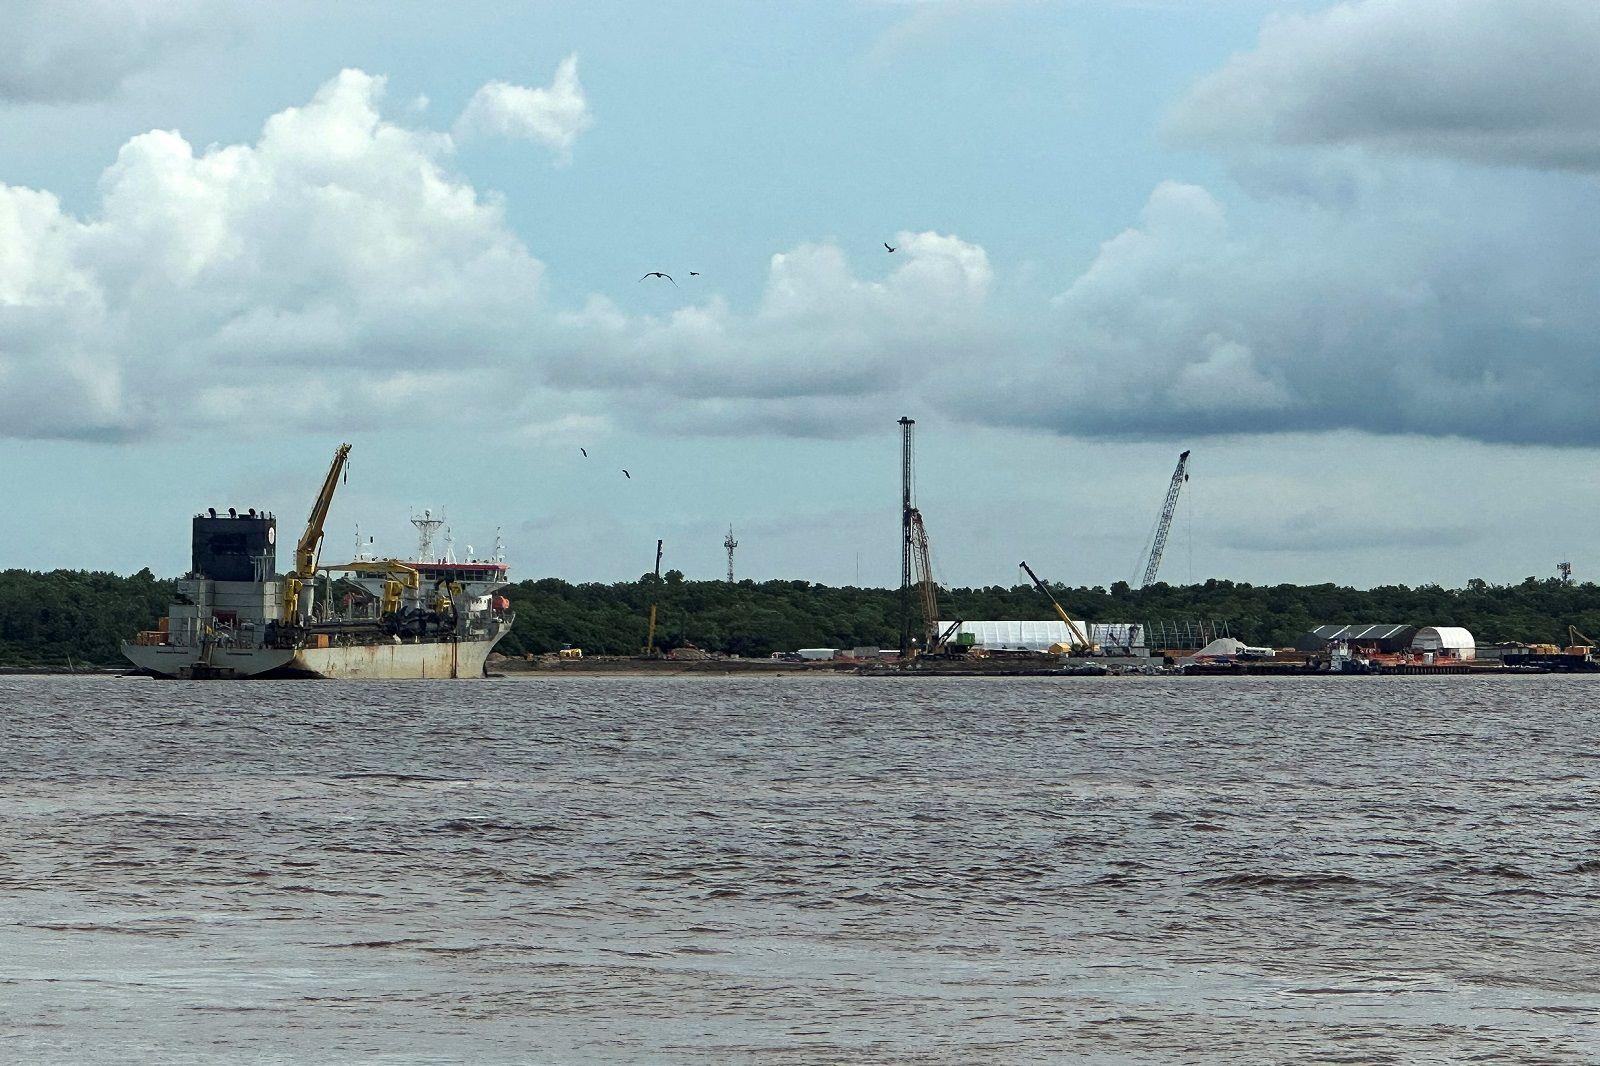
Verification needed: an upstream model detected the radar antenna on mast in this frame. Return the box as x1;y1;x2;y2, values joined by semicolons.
411;509;445;562
1136;450;1191;588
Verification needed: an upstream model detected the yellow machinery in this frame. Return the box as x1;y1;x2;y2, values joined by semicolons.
434;580;465;615
1568;625;1596;657
283;443;352;623
320;559;422;615
1019;560;1095;654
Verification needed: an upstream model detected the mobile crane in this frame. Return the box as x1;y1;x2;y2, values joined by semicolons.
1019;560;1095;654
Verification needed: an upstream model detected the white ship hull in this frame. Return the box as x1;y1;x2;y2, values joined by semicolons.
288;635;500;679
122;643;295;679
123;628;508;680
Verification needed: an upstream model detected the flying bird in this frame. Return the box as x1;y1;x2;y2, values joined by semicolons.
623;469;632;479
580;447;588;457
688;271;700;277
884;242;896;253
639;272;677;286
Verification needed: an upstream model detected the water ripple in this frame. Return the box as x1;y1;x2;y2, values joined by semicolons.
0;674;1595;1063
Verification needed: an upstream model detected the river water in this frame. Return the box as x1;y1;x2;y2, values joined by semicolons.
0;675;1595;1063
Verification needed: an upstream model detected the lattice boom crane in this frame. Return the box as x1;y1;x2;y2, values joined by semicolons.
1138;449;1190;589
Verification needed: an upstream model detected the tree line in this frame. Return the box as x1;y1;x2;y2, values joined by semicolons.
6;566;1600;666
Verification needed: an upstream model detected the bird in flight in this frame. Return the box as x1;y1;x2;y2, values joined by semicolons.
883;242;896;253
639;272;677;286
580;447;588;457
688;271;700;277
623;469;632;479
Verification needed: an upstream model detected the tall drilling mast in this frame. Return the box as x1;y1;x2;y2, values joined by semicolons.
1137;450;1191;588
724;525;738;584
644;538;664;656
898;417;915;658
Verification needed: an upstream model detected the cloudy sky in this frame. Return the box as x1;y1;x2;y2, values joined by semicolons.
2;0;1597;589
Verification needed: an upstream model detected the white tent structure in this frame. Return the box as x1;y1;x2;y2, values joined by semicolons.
936;621;1145;652
1412;626;1475;660
939;621;1080;652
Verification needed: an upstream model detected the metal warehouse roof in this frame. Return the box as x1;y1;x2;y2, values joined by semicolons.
1308;624;1415;641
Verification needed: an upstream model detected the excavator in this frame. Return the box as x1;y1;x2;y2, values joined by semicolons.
1019;560;1096;655
281;443;351;625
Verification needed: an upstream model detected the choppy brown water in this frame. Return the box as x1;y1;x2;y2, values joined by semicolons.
0;675;1597;1063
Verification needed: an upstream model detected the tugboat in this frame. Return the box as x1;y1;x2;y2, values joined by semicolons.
123;444;514;679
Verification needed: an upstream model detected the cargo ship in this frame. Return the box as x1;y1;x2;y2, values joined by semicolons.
123;444;514;679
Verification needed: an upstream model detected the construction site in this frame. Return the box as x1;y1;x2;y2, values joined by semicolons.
495;414;1600;679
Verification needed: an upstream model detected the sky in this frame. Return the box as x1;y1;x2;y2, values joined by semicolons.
2;0;1599;590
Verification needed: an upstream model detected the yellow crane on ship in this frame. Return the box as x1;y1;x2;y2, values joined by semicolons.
319;559;421;616
1019;560;1096;655
282;443;351;623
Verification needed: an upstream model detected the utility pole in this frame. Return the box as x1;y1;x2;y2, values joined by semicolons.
899;416;915;658
724;525;738;584
645;538;663;656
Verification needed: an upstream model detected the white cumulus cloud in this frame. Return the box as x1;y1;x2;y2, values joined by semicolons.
0;68;544;440
454;55;593;159
547;230;996;437
8;49;1600;452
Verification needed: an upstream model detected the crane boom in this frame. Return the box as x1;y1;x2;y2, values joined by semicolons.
1019;560;1092;652
906;506;960;653
907;508;938;649
1138;449;1190;588
283;443;352;622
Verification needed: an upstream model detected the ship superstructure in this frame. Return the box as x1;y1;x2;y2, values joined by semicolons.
123;444;513;679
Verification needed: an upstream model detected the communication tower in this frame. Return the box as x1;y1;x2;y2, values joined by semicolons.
411;509;445;562
1559;561;1573;584
724;525;739;583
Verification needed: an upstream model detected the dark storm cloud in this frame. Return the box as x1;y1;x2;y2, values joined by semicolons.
0;1;229;104
1168;0;1600;172
1222;509;1479;554
952;167;1600;447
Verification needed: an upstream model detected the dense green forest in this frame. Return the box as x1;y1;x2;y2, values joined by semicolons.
5;567;1600;667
